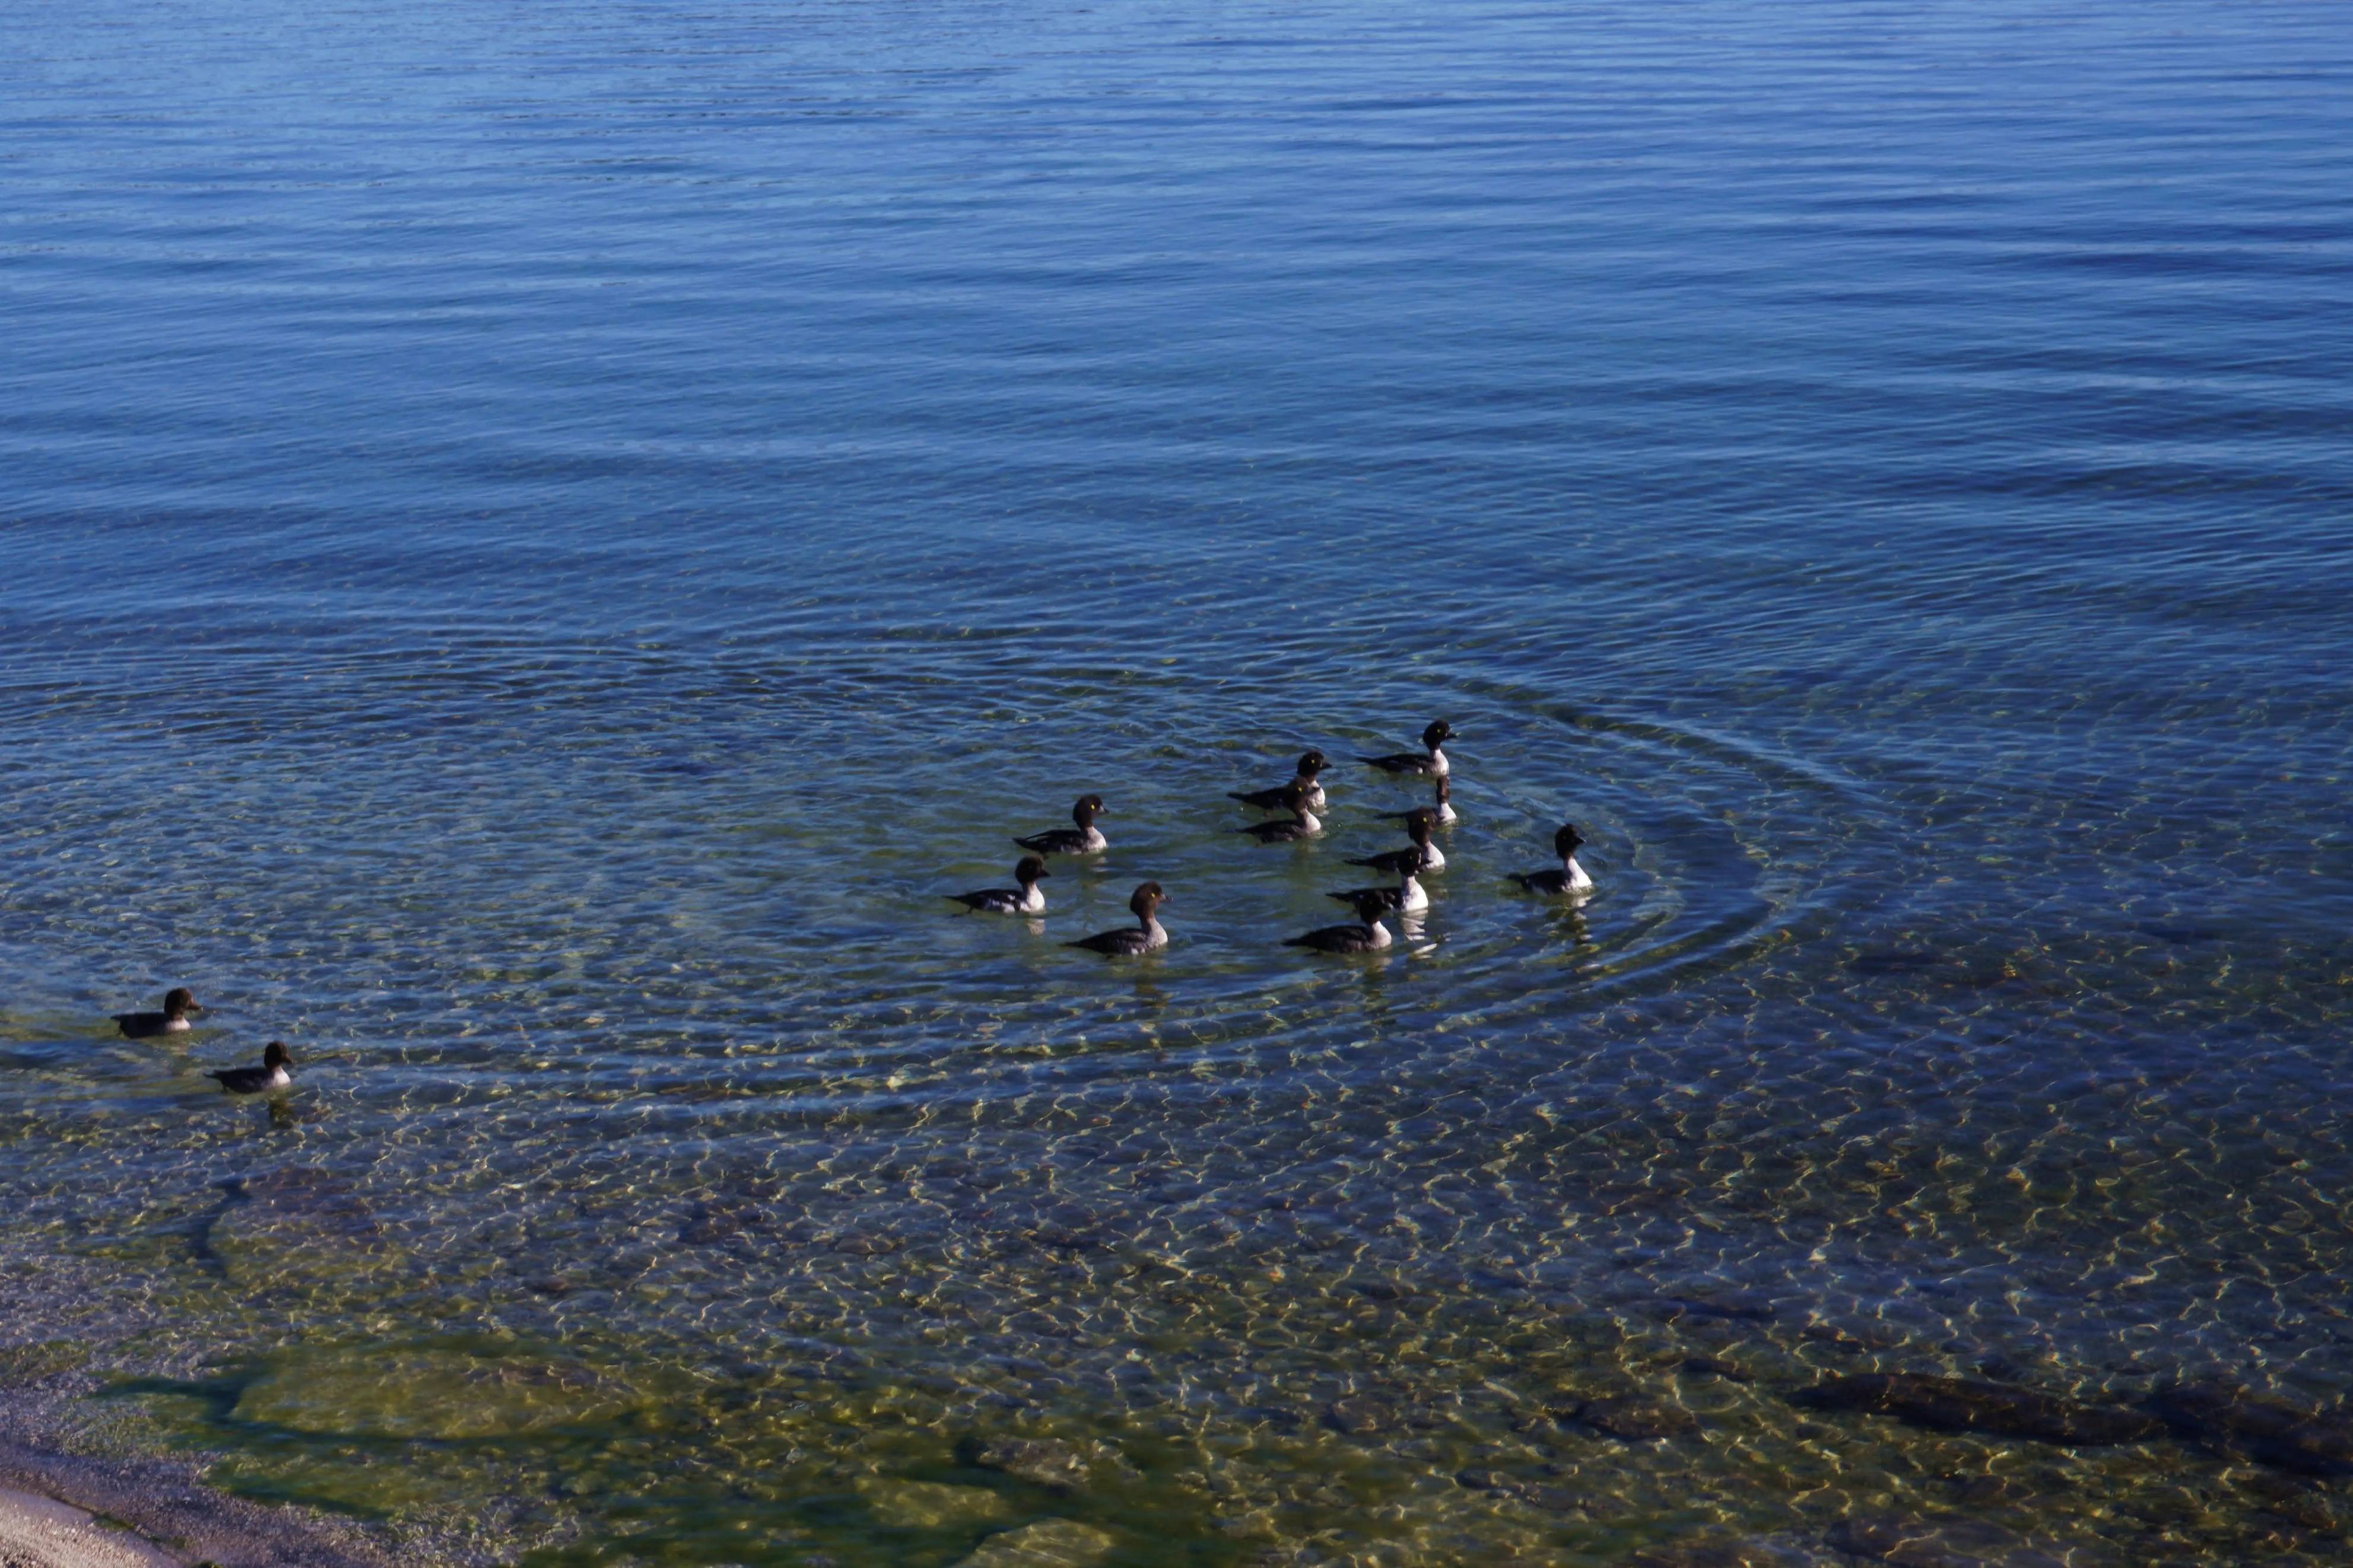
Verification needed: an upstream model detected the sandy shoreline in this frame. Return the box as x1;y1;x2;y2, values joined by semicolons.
0;1434;396;1568
0;1483;178;1568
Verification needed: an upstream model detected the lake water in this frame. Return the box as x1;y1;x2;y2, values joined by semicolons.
4;1;2352;1563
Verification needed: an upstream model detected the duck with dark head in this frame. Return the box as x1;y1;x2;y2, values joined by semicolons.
209;1041;293;1095
1347;806;1445;875
1326;846;1428;916
1285;890;1395;955
1015;794;1107;855
1510;824;1594;896
1360;720;1453;778
1231;750;1329;812
1237;783;1322;844
948;855;1050;915
1068;882;1168;956
115;986;202;1039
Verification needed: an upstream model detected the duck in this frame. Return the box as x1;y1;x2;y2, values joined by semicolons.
1236;783;1322;844
1509;823;1595;896
1284;890;1394;955
1346;807;1446;875
1230;750;1329;812
1015;794;1107;855
208;1041;292;1095
1326;848;1429;915
114;987;202;1039
1359;720;1452;777
1383;774;1456;826
948;855;1050;915
1066;882;1168;956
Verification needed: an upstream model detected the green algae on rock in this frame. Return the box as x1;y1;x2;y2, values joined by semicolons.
205;1171;405;1303
0;1340;90;1384
234;1349;647;1440
952;1518;1117;1568
855;1477;1011;1530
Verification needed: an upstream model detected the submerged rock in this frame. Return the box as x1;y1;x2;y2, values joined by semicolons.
2149;1382;2353;1477
1325;1396;1398;1436
1681;1356;1754;1383
1792;1374;2162;1446
856;1477;1009;1529
1628;1540;1792;1568
1453;1470;1586;1515
1849;949;1942;975
1644;1295;1776;1325
952;1518;1116;1568
1828;1514;2079;1568
207;1167;402;1299
234;1347;647;1439
970;1437;1091;1490
1570;1395;1700;1441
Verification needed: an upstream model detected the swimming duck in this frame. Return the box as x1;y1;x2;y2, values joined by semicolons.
1359;720;1452;777
1509;824;1595;896
1285;890;1394;955
1015;794;1107;855
1231;750;1329;812
1237;783;1322;844
208;1041;291;1095
948;855;1050;915
1326;848;1429;915
1346;807;1446;875
114;987;202;1039
1067;882;1168;956
1383;774;1456;826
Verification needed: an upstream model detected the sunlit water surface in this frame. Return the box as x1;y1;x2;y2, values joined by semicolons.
3;1;2351;1564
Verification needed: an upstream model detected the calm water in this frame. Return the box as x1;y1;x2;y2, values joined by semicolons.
4;1;2352;1563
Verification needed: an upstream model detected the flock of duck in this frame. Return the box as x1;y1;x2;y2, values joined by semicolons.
948;718;1595;956
107;988;288;1095
108;720;1593;1096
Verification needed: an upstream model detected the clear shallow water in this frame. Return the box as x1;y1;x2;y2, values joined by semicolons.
4;0;2352;1563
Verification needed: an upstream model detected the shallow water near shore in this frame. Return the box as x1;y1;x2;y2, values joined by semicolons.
5;0;2353;1563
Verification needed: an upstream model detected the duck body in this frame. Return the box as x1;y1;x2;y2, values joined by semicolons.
1352;838;1445;874
953;883;1047;915
1015;794;1107;855
1068;882;1169;956
1360;720;1453;778
1231;751;1329;812
1328;867;1428;915
1237;785;1322;844
950;856;1050;914
1360;746;1447;778
1067;918;1168;955
115;987;200;1039
1511;825;1595;896
1232;778;1328;812
1348;809;1445;876
1239;806;1321;844
209;1042;292;1095
1511;858;1594;896
1015;825;1106;854
1286;893;1394;954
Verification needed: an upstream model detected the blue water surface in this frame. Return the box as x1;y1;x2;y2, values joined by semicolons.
4;2;2352;1564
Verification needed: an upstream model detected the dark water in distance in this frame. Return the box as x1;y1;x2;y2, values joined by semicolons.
4;1;2352;1563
